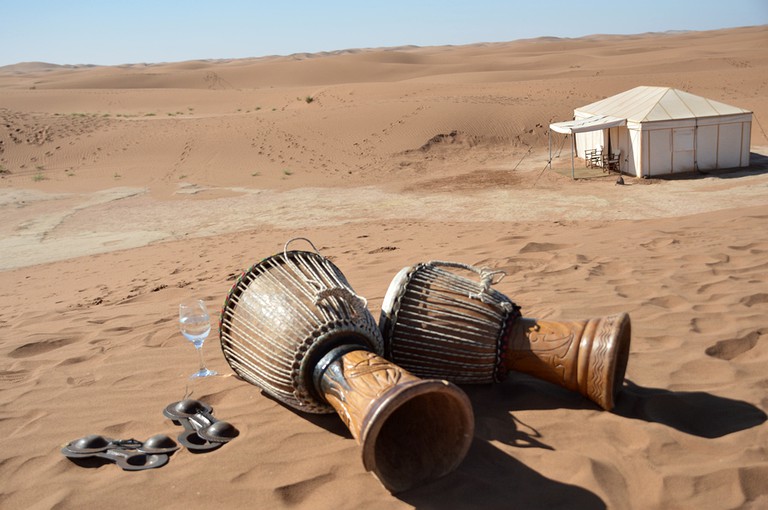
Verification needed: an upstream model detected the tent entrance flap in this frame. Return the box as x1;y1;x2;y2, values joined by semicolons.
549;115;626;134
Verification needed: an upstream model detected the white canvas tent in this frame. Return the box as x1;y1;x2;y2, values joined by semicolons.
549;86;752;177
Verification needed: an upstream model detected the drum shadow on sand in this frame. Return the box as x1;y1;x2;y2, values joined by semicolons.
613;380;767;438
271;383;605;508
484;374;767;439
398;383;605;509
396;375;766;508
257;388;354;439
260;374;764;508
398;438;606;510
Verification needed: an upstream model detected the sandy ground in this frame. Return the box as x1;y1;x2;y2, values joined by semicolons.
1;25;767;509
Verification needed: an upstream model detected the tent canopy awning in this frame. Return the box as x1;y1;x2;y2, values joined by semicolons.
549;115;626;134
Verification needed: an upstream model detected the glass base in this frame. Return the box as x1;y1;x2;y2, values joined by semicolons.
189;368;218;379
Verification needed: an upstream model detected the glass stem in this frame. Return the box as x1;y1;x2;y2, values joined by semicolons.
196;346;206;372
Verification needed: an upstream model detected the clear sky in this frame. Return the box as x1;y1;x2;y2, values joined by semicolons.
1;0;766;67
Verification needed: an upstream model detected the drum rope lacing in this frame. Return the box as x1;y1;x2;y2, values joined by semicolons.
386;261;521;383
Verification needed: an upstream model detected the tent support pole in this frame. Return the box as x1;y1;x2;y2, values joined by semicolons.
548;131;551;169
571;134;575;179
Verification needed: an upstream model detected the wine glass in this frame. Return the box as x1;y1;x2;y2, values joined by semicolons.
179;299;217;378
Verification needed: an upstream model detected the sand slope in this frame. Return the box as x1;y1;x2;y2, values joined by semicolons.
1;26;767;509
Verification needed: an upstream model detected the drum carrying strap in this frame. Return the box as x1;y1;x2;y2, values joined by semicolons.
314;287;368;318
283;237;370;319
427;260;515;313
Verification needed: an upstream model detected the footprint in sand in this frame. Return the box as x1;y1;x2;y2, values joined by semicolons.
0;369;29;383
705;329;764;360
9;337;77;358
274;472;336;505
645;294;690;310
740;293;768;307
66;374;96;387
367;246;398;254
639;236;680;250
518;242;568;254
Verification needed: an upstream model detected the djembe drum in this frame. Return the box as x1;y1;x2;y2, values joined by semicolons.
379;261;631;411
219;240;474;493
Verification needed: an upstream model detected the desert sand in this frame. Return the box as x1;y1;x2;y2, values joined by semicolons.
1;25;767;509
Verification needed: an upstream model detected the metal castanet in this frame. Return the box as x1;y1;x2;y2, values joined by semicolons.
219;241;474;492
379;261;631;411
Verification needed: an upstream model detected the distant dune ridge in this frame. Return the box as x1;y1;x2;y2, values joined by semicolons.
0;26;767;509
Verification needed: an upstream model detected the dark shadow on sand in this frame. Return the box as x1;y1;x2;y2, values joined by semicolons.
613;379;767;438
62;456;116;469
644;152;768;181
463;382;559;450
396;383;604;508
251;369;763;508
397;438;605;510
262;379;604;508
258;387;355;439
397;373;764;507
563;151;768;181
484;374;767;439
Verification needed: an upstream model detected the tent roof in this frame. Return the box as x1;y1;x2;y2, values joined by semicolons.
550;115;626;134
575;86;752;122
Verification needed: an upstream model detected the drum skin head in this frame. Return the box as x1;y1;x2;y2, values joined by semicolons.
379;264;415;351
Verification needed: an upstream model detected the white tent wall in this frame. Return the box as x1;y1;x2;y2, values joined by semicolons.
673;127;695;172
697;124;719;170
647;127;674;174
695;114;752;170
714;120;751;169
616;126;631;172
630;127;642;177
741;122;752;166
592;116;753;178
575;130;602;158
573;111;601;159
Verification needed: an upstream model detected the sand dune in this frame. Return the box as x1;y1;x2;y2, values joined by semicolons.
1;26;767;509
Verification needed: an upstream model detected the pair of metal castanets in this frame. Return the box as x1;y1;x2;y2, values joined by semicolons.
219;238;630;492
61;399;238;470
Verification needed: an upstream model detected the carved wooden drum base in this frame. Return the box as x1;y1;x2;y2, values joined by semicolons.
508;314;631;410
317;347;473;492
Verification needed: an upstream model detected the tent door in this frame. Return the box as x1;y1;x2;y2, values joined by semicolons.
673;128;695;173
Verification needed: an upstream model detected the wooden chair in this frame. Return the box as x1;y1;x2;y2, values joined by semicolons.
585;146;603;168
605;149;621;172
585;148;595;167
